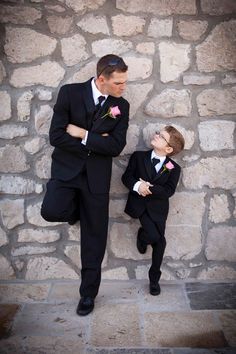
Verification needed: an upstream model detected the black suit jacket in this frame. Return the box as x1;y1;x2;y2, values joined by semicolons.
49;78;129;193
122;150;181;230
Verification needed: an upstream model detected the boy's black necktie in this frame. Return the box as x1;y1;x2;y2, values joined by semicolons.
151;157;160;166
93;95;105;121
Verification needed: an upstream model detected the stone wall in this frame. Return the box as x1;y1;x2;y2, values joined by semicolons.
0;0;235;282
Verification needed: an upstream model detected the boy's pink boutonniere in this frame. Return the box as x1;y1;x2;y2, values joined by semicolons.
101;106;121;119
161;161;174;174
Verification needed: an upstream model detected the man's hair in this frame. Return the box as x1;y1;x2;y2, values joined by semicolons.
97;54;128;78
164;126;185;156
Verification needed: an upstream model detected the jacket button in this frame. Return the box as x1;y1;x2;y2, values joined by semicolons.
88;150;91;156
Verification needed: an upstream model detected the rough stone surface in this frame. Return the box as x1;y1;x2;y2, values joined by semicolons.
209;194;231;223
177;20;208;41
61;34;89;66
201;0;236;15
0;5;42;24
24;137;45;154
0;61;6;83
0;124;28;139
18;228;60;243
77;14;109;34
219;311;236;346
183;156;236;190
25;257;78;280
0;176;42;195
26;202;61;227
0;284;50;303
63;0;106;13
222;73;236;85
64;245;81;268
183;73;215;85
0;91;11;121
92;39;132;57
35;105;53;135
47;15;73;35
35;152;52;179
196;20;236;72
206;226;236;261
0;199;24;229
136;42;155;55
0;255;15;280
45;5;66;13
36;88;52;101
102;267;129;280
4;27;57;64
12;246;56;257
121;124;139;155
145;89;191;118
112;14;145;36
159;42;191;82
0;227;8;247
110;163;128;195
17;90;33;121
66;61;96;84
109;199;130;220
199;120;235;151
116;0;196;15
143;123;194;150
197;87;236;116
0;145;29;173
10;61;65;87
123;83;153;118
197;266;236;280
148;18;173;38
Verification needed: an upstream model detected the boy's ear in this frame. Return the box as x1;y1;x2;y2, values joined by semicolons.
166;146;173;155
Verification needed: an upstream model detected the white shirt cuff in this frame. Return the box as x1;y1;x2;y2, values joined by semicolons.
81;131;88;145
133;181;142;194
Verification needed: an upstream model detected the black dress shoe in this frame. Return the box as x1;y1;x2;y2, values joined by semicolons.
136;228;147;254
76;297;94;316
149;283;161;296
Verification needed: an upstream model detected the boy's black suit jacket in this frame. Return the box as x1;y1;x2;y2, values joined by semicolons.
122;150;181;231
49;78;129;193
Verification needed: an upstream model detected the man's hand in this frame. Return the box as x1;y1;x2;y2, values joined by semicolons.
66;124;87;139
138;178;153;197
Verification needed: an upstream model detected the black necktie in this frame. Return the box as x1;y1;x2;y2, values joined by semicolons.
93;95;105;121
151;157;160;166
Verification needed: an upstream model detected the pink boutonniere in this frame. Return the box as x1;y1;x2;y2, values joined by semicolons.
161;161;174;174
101;106;121;119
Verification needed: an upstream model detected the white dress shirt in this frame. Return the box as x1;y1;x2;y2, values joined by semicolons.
133;151;166;194
82;78;108;145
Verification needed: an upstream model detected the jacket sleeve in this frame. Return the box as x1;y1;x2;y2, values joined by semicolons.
122;152;139;191
49;85;88;157
149;165;181;199
85;102;129;157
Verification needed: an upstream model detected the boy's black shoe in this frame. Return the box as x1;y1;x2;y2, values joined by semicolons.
136;228;147;254
76;297;94;316
149;283;161;296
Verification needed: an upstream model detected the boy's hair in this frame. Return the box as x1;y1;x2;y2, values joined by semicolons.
97;54;128;78
164;126;185;156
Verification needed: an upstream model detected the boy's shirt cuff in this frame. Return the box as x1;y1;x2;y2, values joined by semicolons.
81;130;88;145
133;181;142;194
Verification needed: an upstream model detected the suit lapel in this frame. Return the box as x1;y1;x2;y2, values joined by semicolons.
144;150;153;180
82;78;96;129
91;96;119;130
153;156;170;181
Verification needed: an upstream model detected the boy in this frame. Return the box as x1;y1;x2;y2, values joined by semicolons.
122;126;185;295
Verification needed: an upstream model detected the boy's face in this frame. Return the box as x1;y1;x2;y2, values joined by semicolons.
151;130;173;156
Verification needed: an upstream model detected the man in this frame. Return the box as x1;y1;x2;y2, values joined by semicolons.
41;54;129;315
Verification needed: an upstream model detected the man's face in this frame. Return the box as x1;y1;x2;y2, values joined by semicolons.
101;71;128;97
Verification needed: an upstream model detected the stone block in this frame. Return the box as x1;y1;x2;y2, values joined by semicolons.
199;120;235;151
205;226;236;261
143;312;226;347
116;0;196;15
36;88;52;101
197;87;236;116
0;227;7;247
201;0;236;15
35;104;53;135
222;73;236;85
102;267;129;280
77;14;109;34
12;246;56;256
61;34;89;66
0;91;11;121
123;83;153;118
183;73;215;85
218;311;236;346
196;20;236;72
159;42;191;83
120;124;139;155
110;163;128;195
136;42;155;55
0;255;15;279
124;57;153;81
18;228;60;243
47;15;73;35
91;304;141;346
183;156;236;190
24;137;45;154
0;61;6;84
67;61;96;84
109;199;130;220
25;257;78;280
0;145;29;173
148;18;173;37
92;38;132;58
26;201;62;227
35;151;52;179
17;90;33;121
10;61;65;88
197;265;236;280
0;284;50;303
112;14;145;36
0;175;42;195
0;199;24;229
0;5;41;24
145;89;191;118
4;27;57;63
177;20;208;41
0;124;28;139
209;194;230;223
63;0;106;13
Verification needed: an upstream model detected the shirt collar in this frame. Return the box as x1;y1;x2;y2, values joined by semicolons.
151;150;166;164
91;78;108;105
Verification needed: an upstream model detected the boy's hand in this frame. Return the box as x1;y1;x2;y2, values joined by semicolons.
138;178;153;197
